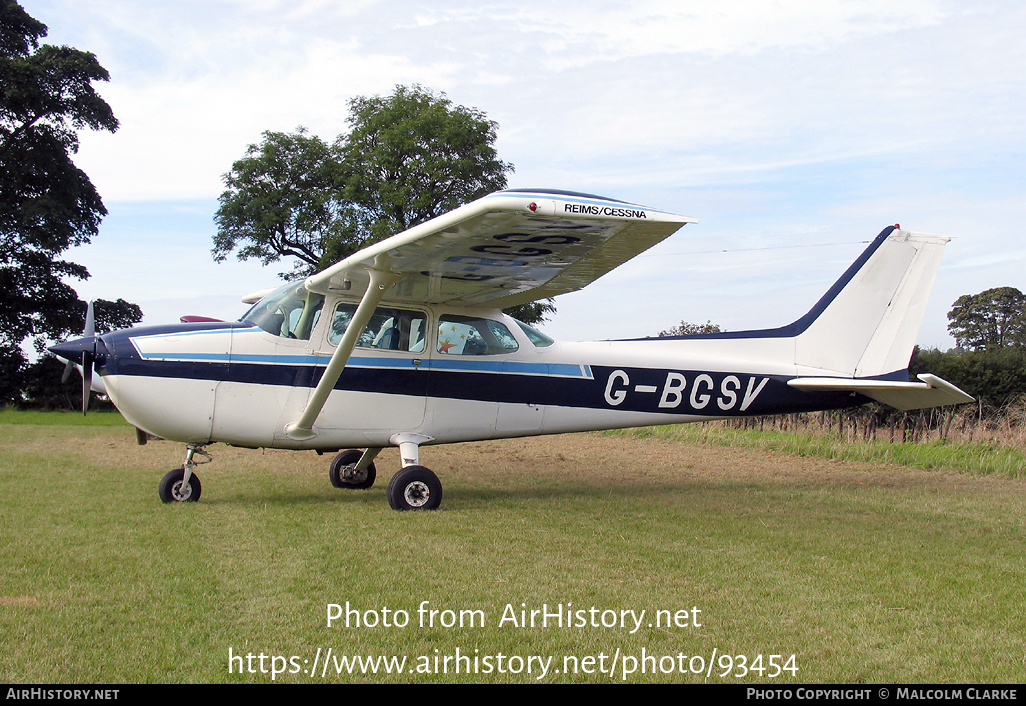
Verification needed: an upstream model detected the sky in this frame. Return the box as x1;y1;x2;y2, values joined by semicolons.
27;0;1026;348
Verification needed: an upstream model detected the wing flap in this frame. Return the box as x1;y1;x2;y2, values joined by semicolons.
788;374;974;411
305;190;695;306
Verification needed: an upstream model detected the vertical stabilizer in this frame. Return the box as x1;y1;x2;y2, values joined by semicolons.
792;227;949;378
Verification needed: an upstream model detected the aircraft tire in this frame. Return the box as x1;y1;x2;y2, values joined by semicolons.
329;449;376;489
387;466;442;511
158;467;202;503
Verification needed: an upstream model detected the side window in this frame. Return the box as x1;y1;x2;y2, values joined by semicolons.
328;304;426;352
242;282;324;340
437;315;519;355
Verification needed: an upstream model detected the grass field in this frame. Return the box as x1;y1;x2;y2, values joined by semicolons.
609;422;1026;479
1;412;1023;683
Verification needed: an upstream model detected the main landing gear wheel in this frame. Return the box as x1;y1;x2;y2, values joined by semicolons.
329;449;376;490
387;465;442;511
158;467;202;503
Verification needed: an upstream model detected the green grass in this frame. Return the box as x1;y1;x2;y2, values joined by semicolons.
0;409;131;426
607;423;1026;479
1;413;1024;683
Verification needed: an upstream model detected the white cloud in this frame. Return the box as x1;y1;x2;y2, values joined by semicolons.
23;0;1026;349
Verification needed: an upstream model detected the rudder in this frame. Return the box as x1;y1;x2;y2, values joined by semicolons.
792;227;949;379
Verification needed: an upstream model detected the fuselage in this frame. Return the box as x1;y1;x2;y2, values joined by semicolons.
89;289;859;450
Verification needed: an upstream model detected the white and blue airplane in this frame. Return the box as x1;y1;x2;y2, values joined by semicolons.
51;189;972;510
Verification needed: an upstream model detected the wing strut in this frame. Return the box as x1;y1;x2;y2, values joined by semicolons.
284;269;402;440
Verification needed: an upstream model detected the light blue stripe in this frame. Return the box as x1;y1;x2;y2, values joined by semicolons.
232;353;325;365
133;350;591;378
426;359;590;378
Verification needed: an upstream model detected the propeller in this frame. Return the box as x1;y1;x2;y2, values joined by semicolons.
51;301;100;414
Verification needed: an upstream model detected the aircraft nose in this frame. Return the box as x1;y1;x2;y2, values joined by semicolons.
49;336;108;361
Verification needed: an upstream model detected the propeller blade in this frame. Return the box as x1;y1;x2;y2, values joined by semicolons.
84;300;95;338
61;359;75;383
81;350;94;415
80;301;96;414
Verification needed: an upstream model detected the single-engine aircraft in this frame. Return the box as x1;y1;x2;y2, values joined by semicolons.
51;189;973;510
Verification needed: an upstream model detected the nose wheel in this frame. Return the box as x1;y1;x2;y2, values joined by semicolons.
158;467;201;502
159;445;210;503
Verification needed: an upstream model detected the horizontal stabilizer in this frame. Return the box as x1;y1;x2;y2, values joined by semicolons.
788;374;974;411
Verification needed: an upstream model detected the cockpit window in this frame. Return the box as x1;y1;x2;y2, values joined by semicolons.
437;315;519;355
241;282;325;340
328;304;427;352
513;318;555;347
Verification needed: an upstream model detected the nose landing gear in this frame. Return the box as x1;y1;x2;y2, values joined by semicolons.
159;445;210;503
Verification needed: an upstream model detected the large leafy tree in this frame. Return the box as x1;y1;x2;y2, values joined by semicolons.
947;286;1026;350
211;86;556;322
212;128;369;276
906;286;1026;410
214;87;513;274
341;86;552;323
0;0;119;402
338;84;513;241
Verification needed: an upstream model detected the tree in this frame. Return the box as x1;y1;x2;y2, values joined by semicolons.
214;86;514;275
212;128;369;277
0;1;119;403
338;84;513;241
89;298;143;336
911;345;1026;411
911;286;1026;410
658;320;723;337
210;86;560;321
340;86;550;323
947;286;1026;350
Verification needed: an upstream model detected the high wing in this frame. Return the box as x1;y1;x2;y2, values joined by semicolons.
285;189;695;440
304;189;697;306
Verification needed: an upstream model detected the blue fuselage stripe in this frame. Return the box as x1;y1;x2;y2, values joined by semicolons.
100;355;859;417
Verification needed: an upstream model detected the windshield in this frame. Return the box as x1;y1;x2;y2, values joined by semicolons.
513;318;555;347
241;281;325;340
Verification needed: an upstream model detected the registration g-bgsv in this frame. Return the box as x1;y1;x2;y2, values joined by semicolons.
52;189;971;510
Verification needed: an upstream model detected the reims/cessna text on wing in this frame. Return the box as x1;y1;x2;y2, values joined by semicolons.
51;189;972;511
